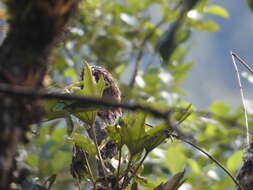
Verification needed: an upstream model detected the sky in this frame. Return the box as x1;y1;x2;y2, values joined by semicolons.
182;0;253;109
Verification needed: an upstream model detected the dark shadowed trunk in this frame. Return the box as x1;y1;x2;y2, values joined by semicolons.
0;1;77;189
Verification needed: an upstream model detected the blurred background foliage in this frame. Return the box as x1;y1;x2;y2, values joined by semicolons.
1;0;253;189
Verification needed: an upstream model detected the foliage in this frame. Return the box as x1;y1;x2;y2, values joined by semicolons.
1;0;251;189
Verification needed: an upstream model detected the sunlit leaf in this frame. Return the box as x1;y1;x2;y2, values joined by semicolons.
226;150;243;172
187;159;200;174
204;5;229;18
73;61;106;125
66;133;97;155
188;19;220;32
43;100;68;121
106;125;123;148
175;29;191;44
65;116;74;136
107;113;148;155
165;143;187;173
63;68;78;81
51;151;71;173
144;123;172;152
26;154;39;169
122;112;147;155
210;101;230;116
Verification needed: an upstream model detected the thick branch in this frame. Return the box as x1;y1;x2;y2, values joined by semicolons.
0;83;187;136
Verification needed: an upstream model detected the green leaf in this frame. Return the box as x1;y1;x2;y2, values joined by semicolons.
144;133;168;152
144;123;171;152
210;101;230;116
70;87;84;96
188;20;220;32
82;61;97;96
63;68;78;81
74;112;97;126
43;100;68;121
65;116;74;136
146;123;168;136
226;150;243;172
106;125;123;147
187;159;200;174
26;154;39;169
66;133;97;155
108;113;148;156
43;98;98;121
204;5;229;18
168;62;194;86
153;170;186;190
73;61;107;125
123;112;147;155
248;0;253;12
52;128;66;143
204;124;218;137
163;170;186;190
44;174;57;189
109;115;172;155
51;151;71;173
165;143;187;173
130;112;147;139
175;29;191;44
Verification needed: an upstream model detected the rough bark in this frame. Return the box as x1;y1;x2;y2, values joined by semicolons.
236;141;253;190
71;66;122;188
0;1;78;189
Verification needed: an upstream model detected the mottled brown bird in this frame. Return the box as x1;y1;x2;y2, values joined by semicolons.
71;65;122;184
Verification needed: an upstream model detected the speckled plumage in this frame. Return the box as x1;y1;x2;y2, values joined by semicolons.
71;65;122;185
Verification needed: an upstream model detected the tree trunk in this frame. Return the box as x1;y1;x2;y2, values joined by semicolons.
0;1;77;189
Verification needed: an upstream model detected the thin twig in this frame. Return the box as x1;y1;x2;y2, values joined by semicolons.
129;18;166;87
121;156;133;190
83;150;97;190
172;134;244;190
231;52;253;74
122;151;149;189
116;147;122;189
90;123;109;189
129;2;183;87
177;104;192;124
231;51;250;147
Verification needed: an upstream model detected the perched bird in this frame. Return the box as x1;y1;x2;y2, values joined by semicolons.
71;65;122;183
84;66;122;144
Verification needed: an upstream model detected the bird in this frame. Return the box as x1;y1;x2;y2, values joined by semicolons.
71;65;122;184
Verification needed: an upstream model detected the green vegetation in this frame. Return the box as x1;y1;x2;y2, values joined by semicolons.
1;0;252;190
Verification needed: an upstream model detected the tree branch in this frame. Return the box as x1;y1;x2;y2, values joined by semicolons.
0;83;188;138
172;134;243;190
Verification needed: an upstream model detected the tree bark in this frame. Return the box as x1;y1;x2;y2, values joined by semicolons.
0;1;77;189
